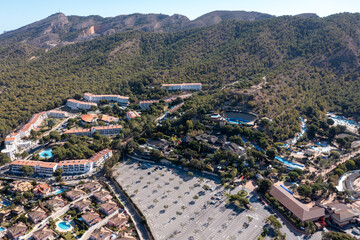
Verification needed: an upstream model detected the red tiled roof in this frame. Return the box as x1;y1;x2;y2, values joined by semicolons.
64;129;91;134
84;93;129;99
81;114;98;123
67;99;97;106
58;160;89;166
93;125;122;130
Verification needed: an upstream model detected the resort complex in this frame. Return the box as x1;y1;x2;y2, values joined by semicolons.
0;85;360;240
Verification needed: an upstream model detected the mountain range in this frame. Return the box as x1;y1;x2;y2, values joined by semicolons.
0;11;315;48
1;10;360;138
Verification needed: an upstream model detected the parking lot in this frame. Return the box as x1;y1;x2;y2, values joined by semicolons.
114;160;271;240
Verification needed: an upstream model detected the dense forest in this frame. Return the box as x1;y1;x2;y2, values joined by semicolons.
1;13;360;138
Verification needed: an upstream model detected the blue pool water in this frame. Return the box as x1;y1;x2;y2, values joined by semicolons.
275;156;305;170
58;221;71;230
39;149;53;159
0;227;5;232
2;201;10;207
280;185;293;195
54;189;64;194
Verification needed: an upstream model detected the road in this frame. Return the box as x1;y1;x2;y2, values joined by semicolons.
79;210;118;240
105;178;151;240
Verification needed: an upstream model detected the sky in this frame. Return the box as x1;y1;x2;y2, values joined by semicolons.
1;0;360;33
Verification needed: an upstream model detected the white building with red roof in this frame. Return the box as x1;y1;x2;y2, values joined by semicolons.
58;160;93;175
84;93;129;105
126;111;140;120
47;110;69;118
10;160;58;176
89;149;113;167
66;99;97;110
162;83;202;91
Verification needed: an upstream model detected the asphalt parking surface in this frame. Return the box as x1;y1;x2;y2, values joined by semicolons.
114;160;271;240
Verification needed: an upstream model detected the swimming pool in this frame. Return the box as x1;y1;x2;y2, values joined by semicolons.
275;156;305;170
39;149;53;159
54;189;64;194
2;201;10;207
58;221;71;230
0;227;5;232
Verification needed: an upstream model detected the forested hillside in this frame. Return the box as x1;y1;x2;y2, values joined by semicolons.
1;13;360;138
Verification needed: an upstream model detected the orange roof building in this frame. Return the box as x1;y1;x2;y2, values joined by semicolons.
126;111;140;120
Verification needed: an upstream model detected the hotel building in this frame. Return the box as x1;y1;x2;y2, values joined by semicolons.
64;126;122;137
58;160;93;175
10;149;112;176
84;93;129;105
162;83;202;91
47;110;69;118
66;99;97;110
10;160;58;177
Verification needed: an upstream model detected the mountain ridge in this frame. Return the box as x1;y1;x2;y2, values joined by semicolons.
0;10;280;48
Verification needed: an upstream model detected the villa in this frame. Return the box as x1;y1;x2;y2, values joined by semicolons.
66;99;97;110
82;212;102;226
107;213;128;229
83;182;102;192
162;83;202;91
84;93;129;105
66;189;85;201
33;182;52;197
93;189;113;203
73;198;91;213
6;222;27;240
126;111;140;120
31;227;54;240
90;227;112;240
9;181;33;193
100;200;119;216
28;207;47;224
45;196;66;209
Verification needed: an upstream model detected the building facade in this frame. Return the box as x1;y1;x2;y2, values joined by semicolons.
162;83;202;91
66;99;97;110
84;93;129;105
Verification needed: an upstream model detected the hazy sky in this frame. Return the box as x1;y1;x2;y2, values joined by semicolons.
1;0;360;33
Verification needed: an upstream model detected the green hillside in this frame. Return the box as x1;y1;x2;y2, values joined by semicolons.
1;13;360;137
